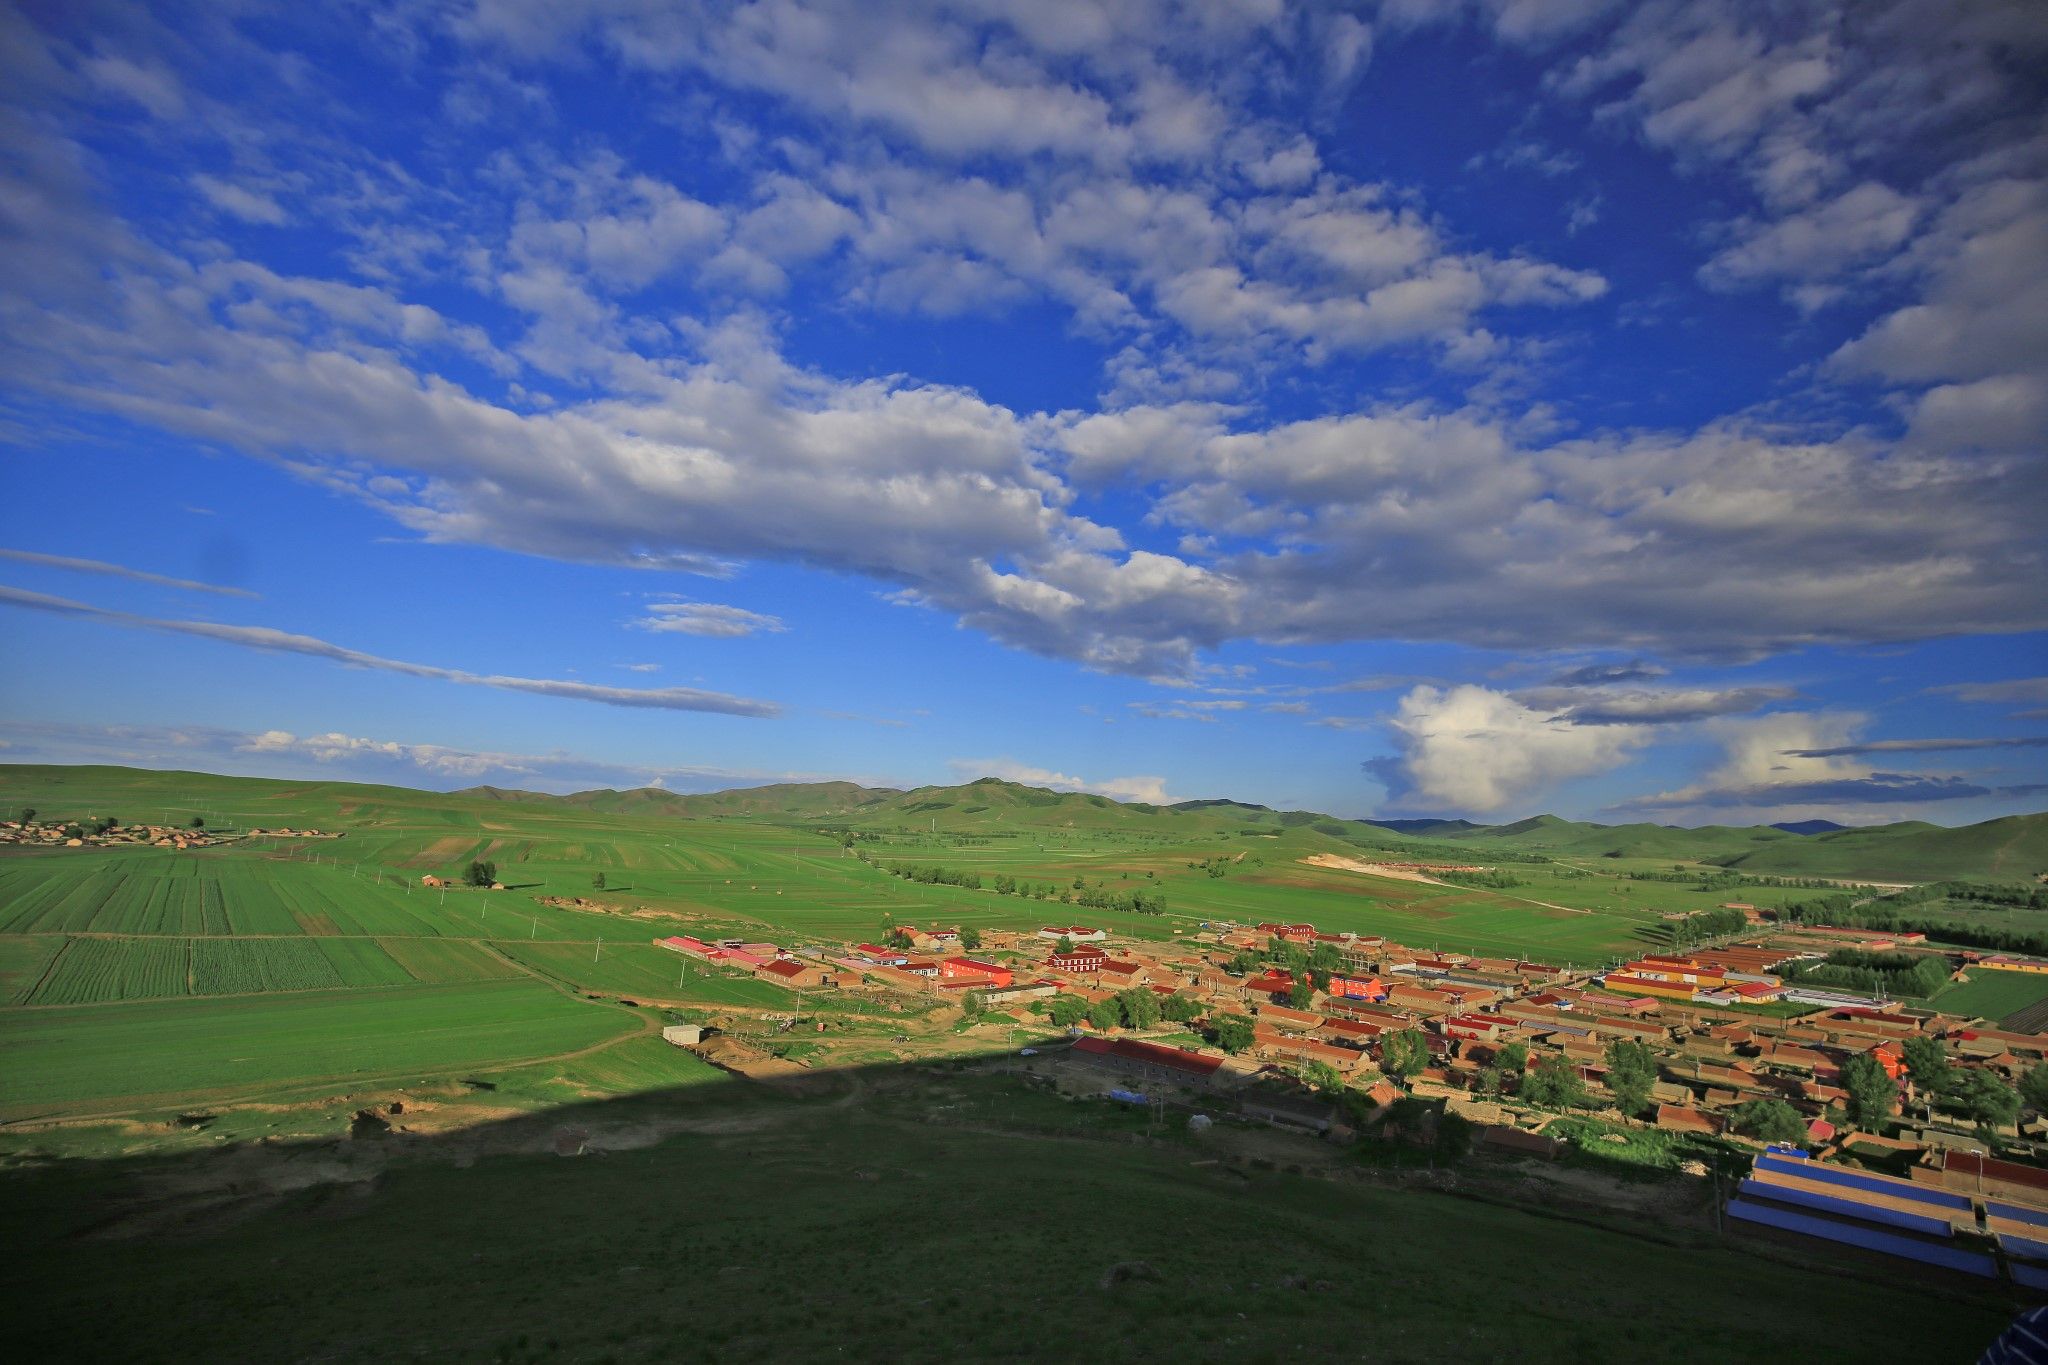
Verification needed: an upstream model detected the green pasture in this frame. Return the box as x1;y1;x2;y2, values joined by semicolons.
0;980;637;1114
1927;970;2048;1024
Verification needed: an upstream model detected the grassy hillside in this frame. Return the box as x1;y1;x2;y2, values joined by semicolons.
0;1071;2011;1364
1719;812;2048;882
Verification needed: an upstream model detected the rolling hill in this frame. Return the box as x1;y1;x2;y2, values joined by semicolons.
11;765;2045;884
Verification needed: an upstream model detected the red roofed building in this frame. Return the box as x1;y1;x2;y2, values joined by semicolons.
754;956;833;988
1326;974;1386;1002
1048;946;1109;973
940;957;1014;987
1070;1036;1225;1087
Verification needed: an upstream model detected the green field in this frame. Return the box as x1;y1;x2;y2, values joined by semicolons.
1927;970;2048;1025
0;761;2039;1129
0;980;638;1113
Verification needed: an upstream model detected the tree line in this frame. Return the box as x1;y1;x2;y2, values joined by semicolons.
1781;947;1950;998
874;858;1166;914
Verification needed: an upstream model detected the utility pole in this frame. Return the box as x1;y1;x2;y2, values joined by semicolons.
593;936;603;963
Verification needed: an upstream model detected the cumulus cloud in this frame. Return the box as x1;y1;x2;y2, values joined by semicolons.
0;586;779;717
946;757;1175;805
1369;684;1646;813
634;601;788;638
0;2;2040;695
1624;711;2048;815
0;547;257;598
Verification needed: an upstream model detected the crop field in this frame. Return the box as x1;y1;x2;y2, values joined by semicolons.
1927;970;2048;1025
0;980;638;1114
493;940;792;1006
24;937;190;1005
0;936;65;1003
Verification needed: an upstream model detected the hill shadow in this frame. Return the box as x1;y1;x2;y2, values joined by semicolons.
0;1049;2024;1363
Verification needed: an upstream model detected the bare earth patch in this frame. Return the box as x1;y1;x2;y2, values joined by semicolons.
1299;854;1447;886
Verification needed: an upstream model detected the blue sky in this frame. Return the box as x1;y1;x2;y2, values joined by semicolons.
0;0;2043;824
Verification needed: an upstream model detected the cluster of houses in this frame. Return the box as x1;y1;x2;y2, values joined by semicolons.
0;817;339;851
640;909;2048;1189
898;915;2048;1174
0;817;232;850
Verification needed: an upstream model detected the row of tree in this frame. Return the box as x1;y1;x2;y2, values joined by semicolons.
874;860;1166;914
1044;986;1201;1033
1433;868;1524;890
1781;947;1950;998
1665;905;1751;949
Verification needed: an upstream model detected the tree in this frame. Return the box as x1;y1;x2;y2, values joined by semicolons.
1159;992;1201;1023
959;926;982;951
1086;996;1122;1032
2021;1063;2048;1114
1603;1039;1659;1117
465;859;497;888
1055;935;1075;954
1301;1060;1344;1094
961;991;986;1018
1434;1109;1474;1158
1379;1029;1430;1083
1479;1042;1528;1098
1210;1013;1255;1054
16;806;34;823
1901;1035;1951;1094
1953;1069;2021;1131
1840;1053;1897;1130
1047;995;1088;1029
887;927;915;950
1286;981;1314;1010
1117;987;1160;1031
189;815;205;829
1520;1056;1588;1111
591;872;607;891
1731;1098;1808;1145
1308;941;1343;973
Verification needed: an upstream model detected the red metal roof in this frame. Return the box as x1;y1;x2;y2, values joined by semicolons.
1071;1036;1222;1076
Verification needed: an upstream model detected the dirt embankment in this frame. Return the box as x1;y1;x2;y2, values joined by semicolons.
1300;854;1447;886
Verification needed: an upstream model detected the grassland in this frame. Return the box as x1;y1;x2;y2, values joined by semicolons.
0;761;2040;1127
0;980;638;1114
0;1073;2011;1364
1927;970;2048;1025
0;764;2033;1359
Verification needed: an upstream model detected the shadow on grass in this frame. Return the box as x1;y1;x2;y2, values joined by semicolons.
0;1049;2024;1364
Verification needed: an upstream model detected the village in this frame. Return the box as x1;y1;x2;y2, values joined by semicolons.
646;906;2048;1288
0;812;341;851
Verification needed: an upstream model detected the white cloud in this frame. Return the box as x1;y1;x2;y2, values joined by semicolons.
0;547;257;598
1615;712;2047;816
0;586;779;717
947;756;1175;805
192;174;290;226
1373;684;1646;812
634;601;788;638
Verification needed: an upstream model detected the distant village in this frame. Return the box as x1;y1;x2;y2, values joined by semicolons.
1;813;341;851
653;907;2048;1287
